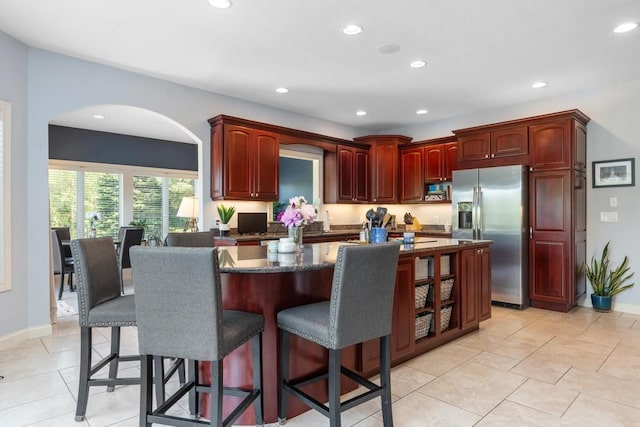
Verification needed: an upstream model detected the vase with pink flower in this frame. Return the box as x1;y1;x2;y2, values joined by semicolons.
278;196;317;250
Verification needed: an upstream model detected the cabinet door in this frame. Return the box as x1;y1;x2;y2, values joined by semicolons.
360;258;413;372
491;126;528;158
399;147;424;203
253;131;279;200
424;144;444;182
337;146;355;202
353;148;369;202
529;120;572;170
370;142;398;203
224;126;254;199
443;141;458;181
391;259;414;360
529;170;573;308
458;133;490;162
460;249;480;330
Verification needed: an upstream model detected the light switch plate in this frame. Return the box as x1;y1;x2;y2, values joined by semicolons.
600;211;618;222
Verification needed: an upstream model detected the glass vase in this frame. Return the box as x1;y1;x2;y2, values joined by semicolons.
288;226;303;250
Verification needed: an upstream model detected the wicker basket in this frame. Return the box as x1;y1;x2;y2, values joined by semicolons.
431;305;453;332
415;284;429;309
415;312;433;340
427;279;455;302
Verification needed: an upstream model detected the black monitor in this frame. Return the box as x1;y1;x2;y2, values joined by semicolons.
237;212;268;234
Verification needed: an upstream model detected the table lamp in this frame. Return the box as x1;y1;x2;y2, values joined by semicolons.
177;196;199;232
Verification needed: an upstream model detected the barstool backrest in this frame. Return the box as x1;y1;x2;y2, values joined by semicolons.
70;237;122;327
165;231;215;247
118;227;144;269
329;243;400;349
130;247;223;361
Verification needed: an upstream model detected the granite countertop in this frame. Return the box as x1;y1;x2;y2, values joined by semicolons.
221;227;452;242
216;238;490;273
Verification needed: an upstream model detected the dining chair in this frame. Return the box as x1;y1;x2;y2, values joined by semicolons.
52;226;72;257
118;227;144;294
277;243;400;427
51;229;74;300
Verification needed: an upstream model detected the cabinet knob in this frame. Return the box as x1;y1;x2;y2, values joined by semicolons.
491;154;495;158
484;154;489;159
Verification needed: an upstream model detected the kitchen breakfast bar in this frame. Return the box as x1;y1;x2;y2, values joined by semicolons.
208;238;492;424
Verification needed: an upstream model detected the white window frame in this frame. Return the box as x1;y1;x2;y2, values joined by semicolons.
0;100;11;292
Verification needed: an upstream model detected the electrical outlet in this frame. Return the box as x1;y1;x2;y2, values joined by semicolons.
600;211;618;222
610;197;618;207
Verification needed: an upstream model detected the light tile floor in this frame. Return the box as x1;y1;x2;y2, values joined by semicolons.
2;280;640;426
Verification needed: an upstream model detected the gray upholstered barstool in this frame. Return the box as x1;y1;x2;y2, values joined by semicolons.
70;237;140;422
130;246;265;427
277;243;400;427
165;230;215;247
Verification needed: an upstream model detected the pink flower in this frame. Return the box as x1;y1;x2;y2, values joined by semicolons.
280;196;317;228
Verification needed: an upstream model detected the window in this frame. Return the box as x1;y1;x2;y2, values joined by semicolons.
49;169;78;237
0;100;11;292
49;161;196;241
84;172;120;238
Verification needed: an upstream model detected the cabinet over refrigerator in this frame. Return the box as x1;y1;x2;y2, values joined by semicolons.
452;165;529;308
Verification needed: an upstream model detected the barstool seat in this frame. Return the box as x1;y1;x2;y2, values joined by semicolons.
277;243;400;427
131;246;264;427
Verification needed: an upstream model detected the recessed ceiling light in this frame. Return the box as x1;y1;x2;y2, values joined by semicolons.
410;60;427;68
531;81;548;89
416;109;428;115
93;114;105;119
356;110;367;116
614;22;638;33
342;24;363;36
275;87;289;94
208;0;232;9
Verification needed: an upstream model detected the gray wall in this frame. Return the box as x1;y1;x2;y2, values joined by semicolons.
0;32;29;338
279;157;313;205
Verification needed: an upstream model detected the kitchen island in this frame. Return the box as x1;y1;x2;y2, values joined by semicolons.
207;238;491;424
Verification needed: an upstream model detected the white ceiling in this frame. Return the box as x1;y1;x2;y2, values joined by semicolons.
1;0;639;137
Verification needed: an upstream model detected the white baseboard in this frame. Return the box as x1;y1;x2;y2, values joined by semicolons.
577;295;640;315
0;324;52;350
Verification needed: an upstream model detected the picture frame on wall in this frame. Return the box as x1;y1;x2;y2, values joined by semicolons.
592;158;635;188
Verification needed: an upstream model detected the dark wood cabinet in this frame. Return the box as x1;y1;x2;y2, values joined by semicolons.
399;146;425;203
528;113;589;312
210;119;279;201
324;145;369;203
354;135;412;204
460;246;492;330
530;118;587;171
529;168;586;311
456;126;528;169
425;139;458;183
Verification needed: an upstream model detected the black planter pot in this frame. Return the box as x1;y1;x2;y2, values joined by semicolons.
591;294;612;312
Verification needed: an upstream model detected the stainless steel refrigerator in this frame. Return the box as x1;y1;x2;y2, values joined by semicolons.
452;165;529;308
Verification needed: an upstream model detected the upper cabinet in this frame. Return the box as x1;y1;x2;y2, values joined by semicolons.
209;116;279;201
425;139;458;182
529;118;587;171
399;137;456;203
354;135;412;204
456;126;528;168
324;144;369;203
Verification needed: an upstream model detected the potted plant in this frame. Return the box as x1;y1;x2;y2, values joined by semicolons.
584;242;634;312
217;204;236;236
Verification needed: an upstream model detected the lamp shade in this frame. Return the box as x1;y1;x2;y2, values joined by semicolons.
177;196;199;218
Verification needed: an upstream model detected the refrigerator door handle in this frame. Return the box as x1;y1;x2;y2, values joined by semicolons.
472;186;478;240
476;186;483;240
